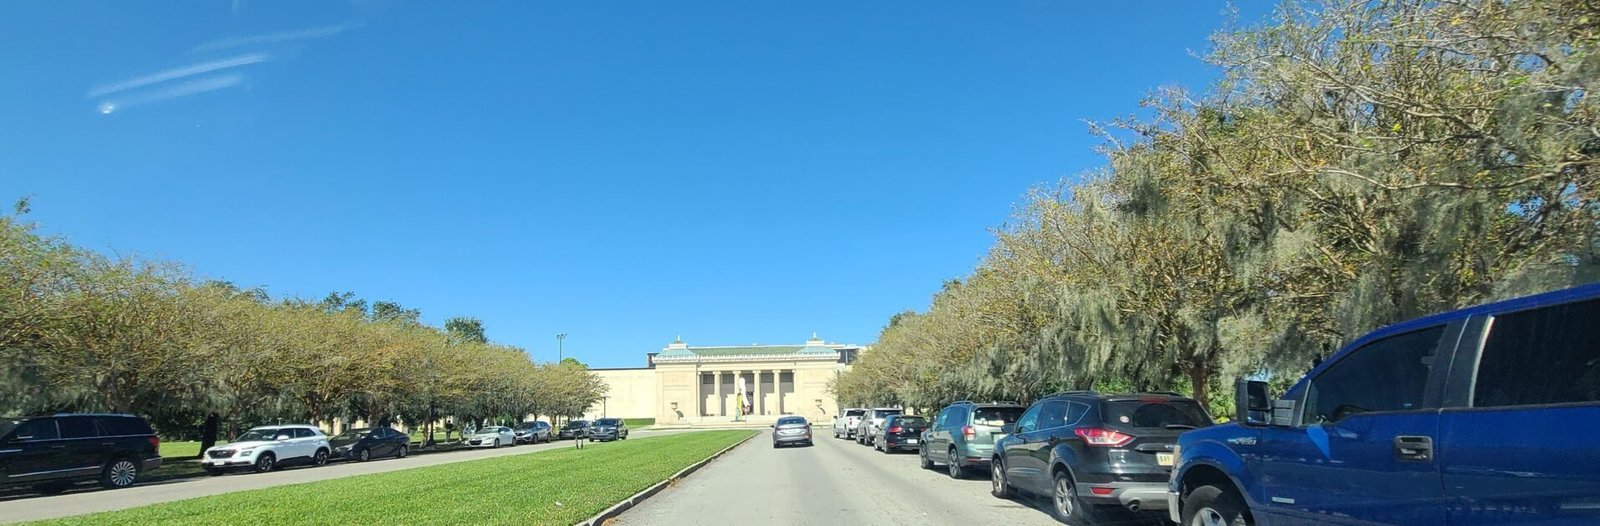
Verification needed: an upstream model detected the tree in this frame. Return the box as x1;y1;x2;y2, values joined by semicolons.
444;317;487;344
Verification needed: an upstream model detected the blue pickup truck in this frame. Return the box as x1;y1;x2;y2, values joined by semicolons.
1168;283;1600;526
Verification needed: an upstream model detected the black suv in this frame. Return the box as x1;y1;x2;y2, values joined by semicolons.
0;414;163;493
991;392;1211;524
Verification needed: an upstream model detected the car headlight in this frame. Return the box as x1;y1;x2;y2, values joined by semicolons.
237;448;256;455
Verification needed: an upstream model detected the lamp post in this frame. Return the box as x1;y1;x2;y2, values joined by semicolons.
556;333;567;362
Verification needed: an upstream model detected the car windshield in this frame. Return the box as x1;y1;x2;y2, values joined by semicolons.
892;416;927;427
480;427;502;433
1101;400;1214;430
331;429;371;440
974;407;1024;427
565;421;588;428
777;417;807;426
596;419;621;426
236;428;284;442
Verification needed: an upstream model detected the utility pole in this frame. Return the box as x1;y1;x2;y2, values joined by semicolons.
556;333;567;362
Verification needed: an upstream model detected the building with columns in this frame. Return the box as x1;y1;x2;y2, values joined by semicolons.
583;335;861;424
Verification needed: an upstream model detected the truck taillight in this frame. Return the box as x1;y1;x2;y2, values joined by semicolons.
962;426;975;440
1074;428;1134;447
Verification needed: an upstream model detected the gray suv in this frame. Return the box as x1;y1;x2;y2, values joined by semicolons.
853;408;902;446
920;401;1023;478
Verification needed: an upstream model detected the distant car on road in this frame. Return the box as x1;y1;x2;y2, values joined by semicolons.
0;413;162;493
588;418;628;442
854;408;902;446
1170;284;1600;526
921;401;1024;478
557;420;590;440
833;408;865;439
514;421;552;444
992;391;1211;524
464;426;516;448
328;426;409;462
203;424;331;475
873;414;926;453
772;416;814;448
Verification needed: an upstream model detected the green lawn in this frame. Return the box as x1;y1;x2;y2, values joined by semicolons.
158;441;226;459
34;430;754;526
623;418;656;427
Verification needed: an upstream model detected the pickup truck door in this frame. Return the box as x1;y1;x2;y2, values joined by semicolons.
1439;302;1600;525
1257;324;1454;525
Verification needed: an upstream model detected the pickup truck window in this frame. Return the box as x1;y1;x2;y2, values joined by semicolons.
1475;298;1600;407
1303;325;1445;424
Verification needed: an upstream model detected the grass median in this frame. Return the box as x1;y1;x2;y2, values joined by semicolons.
31;430;755;526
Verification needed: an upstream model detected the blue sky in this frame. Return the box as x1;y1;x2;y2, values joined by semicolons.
0;2;1268;368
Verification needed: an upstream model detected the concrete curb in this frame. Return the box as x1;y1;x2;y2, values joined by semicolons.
575;431;758;526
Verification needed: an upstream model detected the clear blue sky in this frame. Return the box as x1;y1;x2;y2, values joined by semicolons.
0;2;1268;368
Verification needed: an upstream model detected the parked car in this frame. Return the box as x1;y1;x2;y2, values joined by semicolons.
873;414;927;453
514;421;552;444
991;391;1212;524
833;408;865;439
1169;284;1600;526
328;426;409;462
772;416;814;447
557;420;590;440
0;413;162;493
588;418;628;442
464;425;516;448
854;408;902;446
203;424;331;475
921;401;1025;478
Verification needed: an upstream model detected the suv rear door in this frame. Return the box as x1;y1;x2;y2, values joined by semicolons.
56;416;106;475
1257;324;1456;525
1439;297;1600;525
1094;397;1209;482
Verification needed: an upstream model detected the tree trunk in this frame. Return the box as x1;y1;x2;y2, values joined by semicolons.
1189;361;1210;405
199;412;220;456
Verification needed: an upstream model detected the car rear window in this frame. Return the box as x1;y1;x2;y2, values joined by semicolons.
844;409;865;417
973;407;1023;427
777;417;807;426
1100;400;1212;430
893;416;927;427
876;410;902;417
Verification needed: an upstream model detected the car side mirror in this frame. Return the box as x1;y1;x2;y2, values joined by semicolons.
1236;380;1272;426
1001;423;1016;434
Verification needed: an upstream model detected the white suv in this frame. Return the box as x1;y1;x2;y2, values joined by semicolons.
202;425;331;474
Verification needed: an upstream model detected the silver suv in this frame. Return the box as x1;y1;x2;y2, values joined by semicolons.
854;408;902;446
920;401;1023;478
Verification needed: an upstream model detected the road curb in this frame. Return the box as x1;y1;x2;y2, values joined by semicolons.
575;431;758;526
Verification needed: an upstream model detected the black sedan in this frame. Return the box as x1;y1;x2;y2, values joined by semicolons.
874;414;927;453
328;426;410;462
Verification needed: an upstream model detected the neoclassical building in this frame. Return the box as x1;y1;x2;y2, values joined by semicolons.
584;335;861;424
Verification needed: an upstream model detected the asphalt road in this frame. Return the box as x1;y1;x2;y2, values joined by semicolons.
620;430;1085;526
0;430;679;524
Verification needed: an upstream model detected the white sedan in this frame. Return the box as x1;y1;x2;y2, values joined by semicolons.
464;426;517;448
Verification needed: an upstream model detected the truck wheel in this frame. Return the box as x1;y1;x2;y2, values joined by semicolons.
1183;485;1251;526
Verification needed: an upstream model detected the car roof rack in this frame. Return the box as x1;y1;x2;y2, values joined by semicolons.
1139;391;1185;397
1047;390;1098;398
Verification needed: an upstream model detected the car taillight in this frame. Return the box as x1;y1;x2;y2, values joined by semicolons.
149;436;160;450
962;426;975;440
888;426;902;433
1074;428;1134;447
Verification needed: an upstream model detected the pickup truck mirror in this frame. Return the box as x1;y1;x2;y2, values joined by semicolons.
1236;380;1272;426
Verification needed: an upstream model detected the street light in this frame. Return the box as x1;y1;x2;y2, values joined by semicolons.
556;333;567;362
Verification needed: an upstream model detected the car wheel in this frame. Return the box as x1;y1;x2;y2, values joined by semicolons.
253;452;276;473
1183;484;1251;526
493;439;501;448
920;446;934;470
312;448;329;467
947;448;965;479
991;458;1013;498
358;448;371;462
1051;470;1099;526
397;445;409;459
772;441;780;448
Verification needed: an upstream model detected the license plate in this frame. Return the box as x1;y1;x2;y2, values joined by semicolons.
1156;452;1174;466
906;439;917;444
